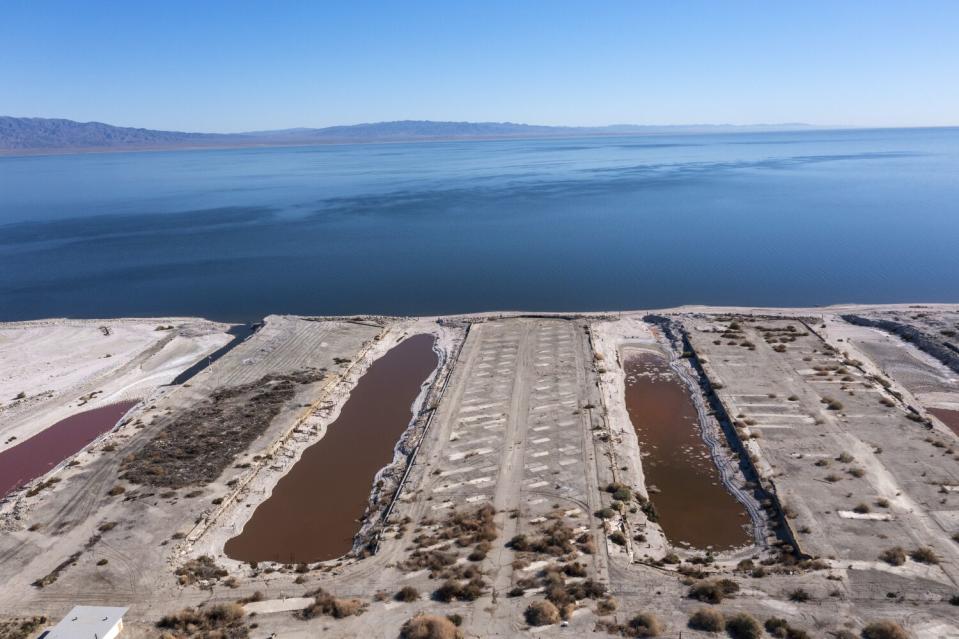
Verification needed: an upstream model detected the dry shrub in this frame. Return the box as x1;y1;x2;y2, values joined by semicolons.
597;612;663;637
688;579;737;604
627;613;662;637
509;521;578;557
688;607;724;632
395;586;420;602
861;620;910;639
725;613;762;639
879;547;906;566
124;371;324;488
157;603;247;638
175;555;228;586
297;588;366;619
525;600;560;626
0;617;48;639
910;547;938;564
596;597;618;615
399;614;463;639
432;577;486;602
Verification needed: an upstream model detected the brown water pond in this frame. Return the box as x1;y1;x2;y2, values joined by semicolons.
225;333;439;564
929;408;959;437
624;351;750;550
0;400;138;498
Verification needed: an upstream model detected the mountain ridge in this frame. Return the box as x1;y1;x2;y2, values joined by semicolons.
0;116;824;155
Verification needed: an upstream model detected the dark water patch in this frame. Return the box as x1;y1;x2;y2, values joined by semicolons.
929;408;959;437
624;352;750;550
0;401;138;497
224;333;439;563
170;323;259;385
0;206;275;250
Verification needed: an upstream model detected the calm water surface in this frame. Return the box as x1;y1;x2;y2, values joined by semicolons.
224;334;438;563
624;352;750;549
1;128;957;321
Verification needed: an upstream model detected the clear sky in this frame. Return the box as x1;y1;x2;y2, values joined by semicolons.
2;1;957;132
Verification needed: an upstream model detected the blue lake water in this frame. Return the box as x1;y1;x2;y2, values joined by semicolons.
1;128;957;322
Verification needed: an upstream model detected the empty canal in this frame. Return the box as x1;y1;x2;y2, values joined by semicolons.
225;333;439;563
624;351;751;550
0;401;138;498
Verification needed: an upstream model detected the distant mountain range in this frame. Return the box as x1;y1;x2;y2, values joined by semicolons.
0;116;821;155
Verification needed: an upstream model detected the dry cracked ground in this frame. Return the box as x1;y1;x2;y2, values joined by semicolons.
1;306;958;639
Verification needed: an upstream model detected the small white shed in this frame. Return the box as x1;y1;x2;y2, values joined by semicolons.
46;606;128;639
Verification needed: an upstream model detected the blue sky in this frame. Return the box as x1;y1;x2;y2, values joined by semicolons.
2;1;957;131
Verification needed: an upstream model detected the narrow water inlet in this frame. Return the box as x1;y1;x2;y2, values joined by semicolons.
0;401;139;498
224;333;439;564
929;408;959;437
624;351;750;550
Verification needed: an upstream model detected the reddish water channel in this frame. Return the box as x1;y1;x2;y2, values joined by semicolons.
624;351;750;550
929;408;959;437
225;334;439;564
0;401;138;498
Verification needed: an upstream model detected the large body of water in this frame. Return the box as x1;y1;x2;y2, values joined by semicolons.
1;128;957;321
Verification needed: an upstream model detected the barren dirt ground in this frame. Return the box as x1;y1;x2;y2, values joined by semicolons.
1;305;958;639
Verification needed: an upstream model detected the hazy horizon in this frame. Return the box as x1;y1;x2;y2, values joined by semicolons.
2;1;957;132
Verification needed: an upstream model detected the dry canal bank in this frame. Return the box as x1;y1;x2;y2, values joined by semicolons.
224;333;439;564
0;400;138;498
624;351;750;550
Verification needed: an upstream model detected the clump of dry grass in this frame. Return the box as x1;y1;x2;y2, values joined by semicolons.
879;547;906;566
524;600;560;626
297;588;366;619
597;612;663;637
432;577;486;602
123;370;324;488
507;520;589;557
861;620;910;639
156;603;247;638
399;614;463;639
687;579;739;604
724;612;762;639
175;555;228;586
910;546;939;564
401;504;497;574
394;586;420;602
0;617;48;639
688;607;724;632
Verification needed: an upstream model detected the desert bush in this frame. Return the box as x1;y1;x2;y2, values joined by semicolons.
688;607;724;632
157;603;247;638
688;580;727;604
879;547;906;566
298;588;366;619
596;597;618;615
525;600;560;626
861;620;909;639
910;546;938;564
395;586;420;602
175;555;227;585
627;613;662;637
399;614;463;639
724;612;762;639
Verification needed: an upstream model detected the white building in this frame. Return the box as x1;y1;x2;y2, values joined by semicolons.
46;606;128;639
